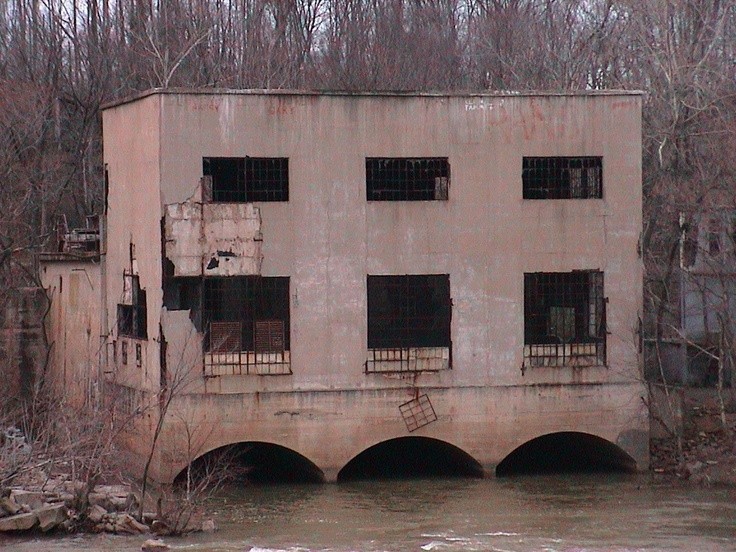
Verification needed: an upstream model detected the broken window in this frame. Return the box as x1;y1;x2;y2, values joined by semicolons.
366;275;451;372
522;157;602;199
524;271;606;367
366;158;449;201
117;274;147;339
203;157;288;202
203;276;290;375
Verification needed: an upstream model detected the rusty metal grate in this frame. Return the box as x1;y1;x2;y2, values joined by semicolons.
523;157;602;199
365;346;450;373
399;394;438;432
254;320;285;353
523;271;606;367
203;157;288;202
210;321;242;353
366;158;450;201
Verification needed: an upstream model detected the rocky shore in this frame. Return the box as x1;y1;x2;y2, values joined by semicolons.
0;478;216;551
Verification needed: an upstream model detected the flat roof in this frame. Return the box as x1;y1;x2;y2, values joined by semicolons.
102;87;644;111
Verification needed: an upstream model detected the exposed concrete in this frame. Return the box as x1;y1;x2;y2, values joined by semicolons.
51;90;650;482
164;199;263;277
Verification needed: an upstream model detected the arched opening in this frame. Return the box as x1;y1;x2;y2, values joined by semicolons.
337;437;484;482
174;442;325;486
495;432;637;476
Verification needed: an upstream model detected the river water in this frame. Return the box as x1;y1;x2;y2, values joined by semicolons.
3;474;735;551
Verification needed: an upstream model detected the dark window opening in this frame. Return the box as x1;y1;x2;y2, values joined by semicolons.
337;437;484;482
495;432;637;476
524;271;605;366
118;274;147;339
366;158;449;201
523;157;602;199
204;276;290;353
203;157;288;202
368;275;451;349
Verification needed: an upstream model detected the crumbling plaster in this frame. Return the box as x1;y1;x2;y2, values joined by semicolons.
164;197;263;278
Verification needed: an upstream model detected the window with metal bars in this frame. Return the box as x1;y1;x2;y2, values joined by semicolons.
203;276;290;353
524;271;606;366
522;157;602;199
117;274;147;339
366;158;450;201
367;275;451;348
203;157;288;202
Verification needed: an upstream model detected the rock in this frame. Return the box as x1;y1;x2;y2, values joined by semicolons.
0;497;21;516
36;504;67;532
687;460;705;473
201;518;217;533
114;513;149;534
0;512;38;532
10;490;45;510
87;504;107;524
141;538;170;551
89;485;139;513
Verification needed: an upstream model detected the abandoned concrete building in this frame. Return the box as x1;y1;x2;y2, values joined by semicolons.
40;89;647;482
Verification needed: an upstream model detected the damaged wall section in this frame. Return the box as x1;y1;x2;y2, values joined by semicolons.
164;195;263;277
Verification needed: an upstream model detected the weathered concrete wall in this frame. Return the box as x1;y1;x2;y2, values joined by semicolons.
102;95;162;393
40;260;102;407
100;91;646;481
153;382;648;482
156;92;642;390
0;287;46;408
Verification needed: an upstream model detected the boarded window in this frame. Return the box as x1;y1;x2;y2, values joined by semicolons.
523;157;602;199
367;275;451;348
203;157;288;202
118;274;147;339
366;158;449;201
524;271;606;366
203;276;290;352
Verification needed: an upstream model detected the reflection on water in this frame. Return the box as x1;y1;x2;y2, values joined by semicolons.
2;474;735;552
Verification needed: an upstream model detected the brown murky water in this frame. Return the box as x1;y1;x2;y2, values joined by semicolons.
2;474;735;551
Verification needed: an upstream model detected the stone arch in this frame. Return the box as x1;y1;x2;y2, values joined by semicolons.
173;441;326;485
337;436;484;482
495;431;637;476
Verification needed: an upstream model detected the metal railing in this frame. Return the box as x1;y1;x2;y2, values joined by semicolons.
523;341;606;368
204;321;291;377
365;346;451;373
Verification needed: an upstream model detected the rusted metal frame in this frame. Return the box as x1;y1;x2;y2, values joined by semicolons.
523;271;606;368
399;394;438;432
364;344;452;373
366;157;450;201
522;156;602;199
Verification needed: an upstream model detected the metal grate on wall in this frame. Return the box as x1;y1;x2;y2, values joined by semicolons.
522;157;602;199
366;158;449;201
203;157;288;202
524;271;606;367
